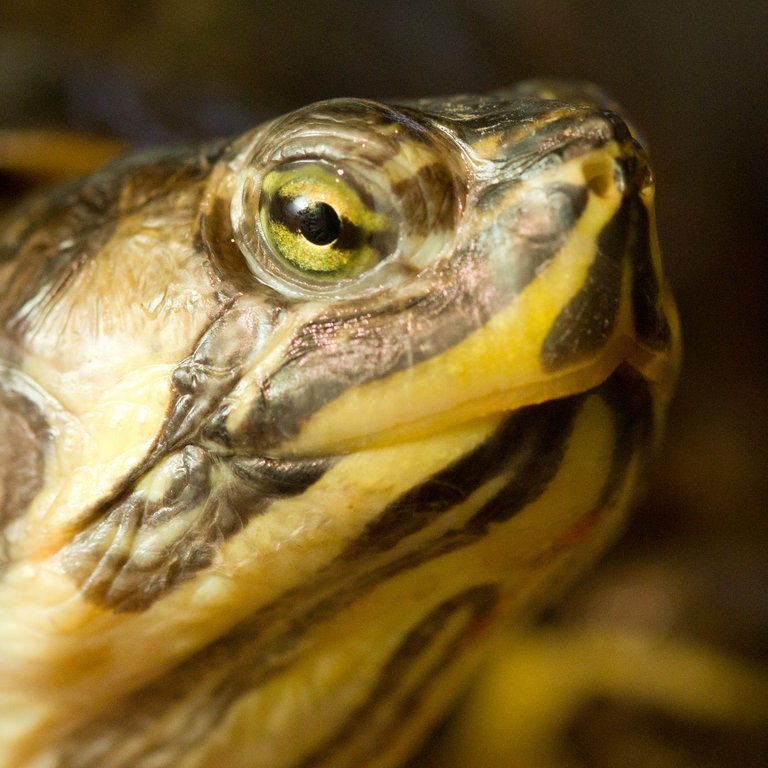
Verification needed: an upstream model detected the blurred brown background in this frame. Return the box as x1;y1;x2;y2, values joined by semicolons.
1;0;766;764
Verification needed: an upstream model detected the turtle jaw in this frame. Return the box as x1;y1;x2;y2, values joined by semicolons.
263;325;679;460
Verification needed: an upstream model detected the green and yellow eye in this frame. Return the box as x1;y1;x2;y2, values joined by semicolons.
230;99;463;297
258;162;397;280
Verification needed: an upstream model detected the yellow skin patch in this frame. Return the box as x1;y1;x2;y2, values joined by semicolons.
439;628;768;768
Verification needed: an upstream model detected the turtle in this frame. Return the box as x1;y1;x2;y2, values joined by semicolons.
0;80;680;768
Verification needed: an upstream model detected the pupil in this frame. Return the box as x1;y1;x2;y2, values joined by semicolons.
296;201;341;246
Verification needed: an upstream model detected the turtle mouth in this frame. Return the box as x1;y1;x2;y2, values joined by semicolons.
262;322;680;460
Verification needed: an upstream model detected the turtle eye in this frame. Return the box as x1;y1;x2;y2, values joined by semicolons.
229;98;464;299
258;161;397;280
233;157;402;296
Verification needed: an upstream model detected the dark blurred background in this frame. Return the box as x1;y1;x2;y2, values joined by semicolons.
1;1;766;765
